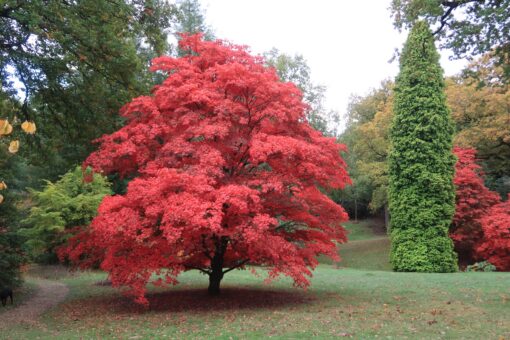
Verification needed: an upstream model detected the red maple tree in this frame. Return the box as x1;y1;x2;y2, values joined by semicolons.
60;35;350;304
451;147;500;265
477;197;510;271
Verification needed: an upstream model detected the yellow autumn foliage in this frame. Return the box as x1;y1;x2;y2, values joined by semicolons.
0;119;13;136
8;140;19;153
21;121;37;134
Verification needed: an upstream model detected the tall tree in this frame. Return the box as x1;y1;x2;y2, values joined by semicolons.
60;35;351;304
391;0;510;81
0;0;175;178
388;21;457;272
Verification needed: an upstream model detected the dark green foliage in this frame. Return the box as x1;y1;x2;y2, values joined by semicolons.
388;21;457;272
0;228;23;288
0;144;31;290
175;0;215;41
391;0;510;82
20;167;111;263
1;0;176;179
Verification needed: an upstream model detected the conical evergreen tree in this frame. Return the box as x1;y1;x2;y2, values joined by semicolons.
388;21;457;272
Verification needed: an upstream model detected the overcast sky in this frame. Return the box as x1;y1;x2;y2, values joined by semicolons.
200;0;467;129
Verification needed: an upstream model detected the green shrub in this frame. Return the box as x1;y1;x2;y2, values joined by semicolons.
465;261;496;272
20;166;111;263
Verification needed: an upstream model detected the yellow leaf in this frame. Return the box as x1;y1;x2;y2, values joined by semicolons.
0;119;13;136
0;181;6;190
21;121;37;134
0;194;3;204
8;140;19;153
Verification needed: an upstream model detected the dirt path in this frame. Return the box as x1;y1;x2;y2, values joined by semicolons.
0;278;68;328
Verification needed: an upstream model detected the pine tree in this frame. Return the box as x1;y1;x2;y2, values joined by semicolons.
388;21;457;272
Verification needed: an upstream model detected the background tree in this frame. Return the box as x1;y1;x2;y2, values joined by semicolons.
477;196;510;271
352;83;393;228
174;0;215;43
0;87;40;287
391;0;510;81
0;227;24;289
338;81;393;227
20;167;111;263
451;147;501;265
388;21;457;272
446;55;510;197
0;146;27;289
264;49;339;136
60;35;351;305
330;163;372;223
340;53;509;220
1;0;176;178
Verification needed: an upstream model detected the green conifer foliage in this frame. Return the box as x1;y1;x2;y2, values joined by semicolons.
388;21;457;272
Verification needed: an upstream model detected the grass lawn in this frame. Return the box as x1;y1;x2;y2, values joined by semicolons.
342;219;387;241
2;220;509;339
3;268;509;339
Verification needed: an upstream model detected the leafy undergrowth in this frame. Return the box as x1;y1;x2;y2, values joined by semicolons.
3;267;510;339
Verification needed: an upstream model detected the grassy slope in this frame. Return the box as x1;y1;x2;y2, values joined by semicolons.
321;218;392;271
3;221;510;339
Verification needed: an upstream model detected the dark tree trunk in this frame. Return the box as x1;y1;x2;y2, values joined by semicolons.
384;203;390;232
208;270;223;296
207;238;226;295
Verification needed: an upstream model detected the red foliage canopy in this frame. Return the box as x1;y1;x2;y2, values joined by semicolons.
451;147;500;264
477;197;510;271
60;35;350;304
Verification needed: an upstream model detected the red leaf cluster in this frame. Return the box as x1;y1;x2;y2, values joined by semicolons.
60;35;350;304
451;147;500;264
476;197;510;271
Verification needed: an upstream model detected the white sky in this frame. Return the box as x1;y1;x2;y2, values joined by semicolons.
200;0;467;130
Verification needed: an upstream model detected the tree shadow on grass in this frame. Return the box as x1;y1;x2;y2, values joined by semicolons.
146;287;316;313
56;286;317;319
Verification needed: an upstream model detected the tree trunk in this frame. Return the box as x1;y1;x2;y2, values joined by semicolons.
384;203;390;232
207;238;226;295
208;270;223;295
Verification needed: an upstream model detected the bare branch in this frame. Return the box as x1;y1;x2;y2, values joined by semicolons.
222;259;249;274
185;265;211;275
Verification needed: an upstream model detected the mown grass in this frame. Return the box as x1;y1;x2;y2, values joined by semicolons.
321;218;392;271
342;218;386;241
3;268;510;339
2;220;509;339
